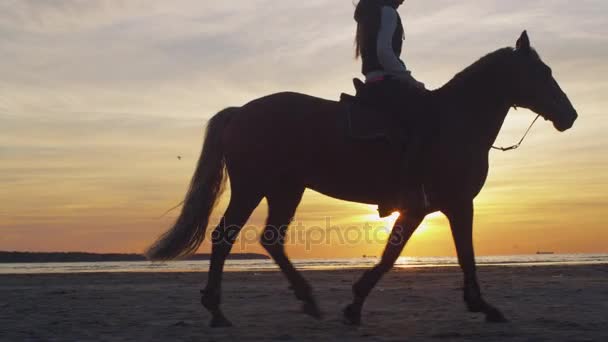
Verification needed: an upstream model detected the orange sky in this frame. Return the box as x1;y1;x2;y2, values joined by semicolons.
1;1;607;258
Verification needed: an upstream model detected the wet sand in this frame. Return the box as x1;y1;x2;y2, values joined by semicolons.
1;265;607;341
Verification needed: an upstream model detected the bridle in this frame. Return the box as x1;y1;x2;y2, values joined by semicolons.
491;105;541;152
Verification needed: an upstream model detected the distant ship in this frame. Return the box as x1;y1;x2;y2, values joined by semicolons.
536;251;555;255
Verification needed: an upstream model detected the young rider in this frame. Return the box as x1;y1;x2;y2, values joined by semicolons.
354;0;428;217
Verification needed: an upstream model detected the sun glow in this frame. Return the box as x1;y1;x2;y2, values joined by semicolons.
414;212;445;236
414;221;431;236
362;206;401;234
361;207;444;238
380;211;402;228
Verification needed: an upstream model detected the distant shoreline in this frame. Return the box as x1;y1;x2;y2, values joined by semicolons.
0;251;270;263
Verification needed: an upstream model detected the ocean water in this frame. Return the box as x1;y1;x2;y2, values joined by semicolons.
1;254;607;275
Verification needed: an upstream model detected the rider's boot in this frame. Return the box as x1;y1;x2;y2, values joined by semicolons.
378;202;398;218
377;182;428;218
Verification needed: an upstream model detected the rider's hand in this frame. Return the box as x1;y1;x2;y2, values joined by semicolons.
395;72;426;90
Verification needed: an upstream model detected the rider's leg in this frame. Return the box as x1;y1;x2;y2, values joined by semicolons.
378;80;429;217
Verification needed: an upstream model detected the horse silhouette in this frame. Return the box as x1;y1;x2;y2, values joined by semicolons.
146;31;577;327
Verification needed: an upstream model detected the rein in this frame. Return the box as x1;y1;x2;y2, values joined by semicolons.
491;108;541;152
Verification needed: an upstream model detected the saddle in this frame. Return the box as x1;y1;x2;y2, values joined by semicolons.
340;79;405;144
341;79;433;213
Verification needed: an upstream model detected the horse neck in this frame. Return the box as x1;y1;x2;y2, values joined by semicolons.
436;62;514;152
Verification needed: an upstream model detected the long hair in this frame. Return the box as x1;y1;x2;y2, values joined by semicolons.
354;0;394;59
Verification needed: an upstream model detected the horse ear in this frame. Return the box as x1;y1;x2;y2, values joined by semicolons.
516;30;531;52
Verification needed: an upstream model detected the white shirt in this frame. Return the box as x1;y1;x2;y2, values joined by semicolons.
366;6;413;82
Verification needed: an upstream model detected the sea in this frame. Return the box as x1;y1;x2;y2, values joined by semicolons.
1;254;607;275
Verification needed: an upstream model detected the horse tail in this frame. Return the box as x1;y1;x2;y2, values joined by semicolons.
145;107;239;261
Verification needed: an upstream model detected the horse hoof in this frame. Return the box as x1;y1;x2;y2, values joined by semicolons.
466;301;484;313
209;314;233;328
484;307;508;323
302;299;322;320
343;304;362;326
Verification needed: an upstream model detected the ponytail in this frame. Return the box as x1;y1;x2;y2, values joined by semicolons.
354;0;379;59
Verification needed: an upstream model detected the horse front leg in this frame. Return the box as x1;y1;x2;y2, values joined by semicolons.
445;201;507;323
344;212;424;325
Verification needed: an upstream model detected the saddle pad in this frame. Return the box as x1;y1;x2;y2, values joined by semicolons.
342;99;399;143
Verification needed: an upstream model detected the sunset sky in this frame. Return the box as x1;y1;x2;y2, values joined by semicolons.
1;0;607;258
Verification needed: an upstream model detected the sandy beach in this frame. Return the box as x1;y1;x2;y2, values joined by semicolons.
1;265;607;341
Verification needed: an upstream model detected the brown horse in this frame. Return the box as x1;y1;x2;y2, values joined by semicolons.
146;31;577;327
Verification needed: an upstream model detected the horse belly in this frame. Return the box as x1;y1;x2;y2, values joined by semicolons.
223;93;400;204
303;142;399;204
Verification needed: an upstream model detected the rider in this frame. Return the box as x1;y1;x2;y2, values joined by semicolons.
354;0;428;217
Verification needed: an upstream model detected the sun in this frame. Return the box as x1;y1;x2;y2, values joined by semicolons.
353;205;449;250
361;206;443;237
362;207;400;233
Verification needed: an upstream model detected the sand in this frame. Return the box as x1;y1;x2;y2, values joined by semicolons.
1;265;607;341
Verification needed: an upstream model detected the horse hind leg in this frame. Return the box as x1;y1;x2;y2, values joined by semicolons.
260;185;322;319
201;186;262;328
344;211;424;325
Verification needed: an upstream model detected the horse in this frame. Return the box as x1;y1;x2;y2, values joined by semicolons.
145;31;577;327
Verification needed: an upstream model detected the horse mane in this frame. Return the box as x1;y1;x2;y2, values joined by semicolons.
438;47;516;91
437;46;540;93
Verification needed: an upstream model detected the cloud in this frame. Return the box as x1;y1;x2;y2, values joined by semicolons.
1;0;607;254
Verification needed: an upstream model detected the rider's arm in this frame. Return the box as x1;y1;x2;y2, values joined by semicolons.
377;6;410;79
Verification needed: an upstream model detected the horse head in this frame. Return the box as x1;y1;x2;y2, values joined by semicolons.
510;31;578;132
